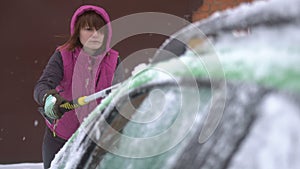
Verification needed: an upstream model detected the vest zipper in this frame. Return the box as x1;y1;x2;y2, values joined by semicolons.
87;57;95;89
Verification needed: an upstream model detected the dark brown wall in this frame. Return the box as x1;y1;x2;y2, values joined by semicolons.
0;0;202;163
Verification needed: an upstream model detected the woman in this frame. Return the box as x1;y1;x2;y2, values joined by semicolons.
33;5;119;168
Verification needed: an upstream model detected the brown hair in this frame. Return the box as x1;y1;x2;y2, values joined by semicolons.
60;11;107;51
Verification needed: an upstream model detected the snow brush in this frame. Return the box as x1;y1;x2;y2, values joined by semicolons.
59;83;121;112
39;83;120;124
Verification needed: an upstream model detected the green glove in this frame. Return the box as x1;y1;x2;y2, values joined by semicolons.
43;90;66;119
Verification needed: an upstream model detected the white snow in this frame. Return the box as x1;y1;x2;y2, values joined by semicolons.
34;120;39;127
131;63;148;76
228;94;300;169
177;19;300;92
0;163;43;169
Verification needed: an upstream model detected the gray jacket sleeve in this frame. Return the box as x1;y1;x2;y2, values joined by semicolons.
33;50;63;105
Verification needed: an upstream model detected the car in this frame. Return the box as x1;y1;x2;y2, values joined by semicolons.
50;0;300;168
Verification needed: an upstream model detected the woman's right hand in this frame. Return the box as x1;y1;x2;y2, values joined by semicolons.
43;90;66;119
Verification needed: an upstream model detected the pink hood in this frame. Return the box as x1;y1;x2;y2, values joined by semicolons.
70;5;112;52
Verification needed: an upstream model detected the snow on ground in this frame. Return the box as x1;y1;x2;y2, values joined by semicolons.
0;163;43;169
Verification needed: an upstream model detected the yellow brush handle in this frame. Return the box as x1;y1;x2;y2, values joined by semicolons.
59;96;88;111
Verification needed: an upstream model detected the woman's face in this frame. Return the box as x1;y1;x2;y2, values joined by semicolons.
79;26;105;52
